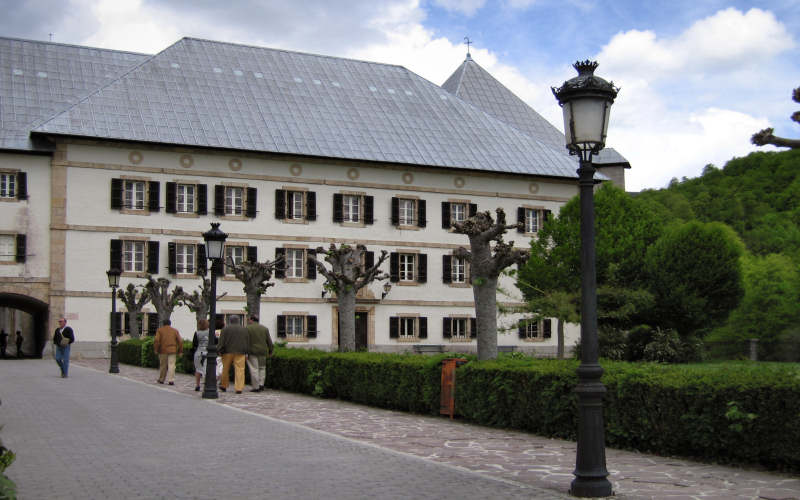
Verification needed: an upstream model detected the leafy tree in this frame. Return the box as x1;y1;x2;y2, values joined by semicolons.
453;208;529;361
180;278;227;322
308;244;389;352
226;257;281;318
751;86;800;149
116;283;150;338
144;276;184;324
644;221;745;336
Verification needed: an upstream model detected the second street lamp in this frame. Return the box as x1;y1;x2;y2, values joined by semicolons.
106;268;121;374
202;222;227;400
552;60;618;498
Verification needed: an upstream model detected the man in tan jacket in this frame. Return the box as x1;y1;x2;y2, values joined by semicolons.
153;319;183;385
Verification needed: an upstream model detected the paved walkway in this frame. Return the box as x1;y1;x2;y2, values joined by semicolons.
2;359;799;499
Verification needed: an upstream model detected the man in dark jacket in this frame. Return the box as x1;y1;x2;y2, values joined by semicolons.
53;317;75;378
246;315;273;392
218;316;249;394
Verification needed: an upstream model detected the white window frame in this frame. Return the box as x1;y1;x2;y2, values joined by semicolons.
225;245;245;275
176;183;195;213
176;243;195;274
289;191;304;220
525;322;540;340
0;235;15;262
343;194;361;223
225;186;244;216
450;202;466;224
399;253;415;282
286;315;305;338
452;318;468;339
398;198;416;226
124;180;146;210
286;248;305;279
399;317;416;339
123;240;145;273
525;208;540;234
451;256;466;284
0;173;16;198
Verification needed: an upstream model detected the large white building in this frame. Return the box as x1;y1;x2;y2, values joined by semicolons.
0;37;628;357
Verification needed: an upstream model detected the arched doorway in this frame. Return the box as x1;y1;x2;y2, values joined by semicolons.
0;293;49;359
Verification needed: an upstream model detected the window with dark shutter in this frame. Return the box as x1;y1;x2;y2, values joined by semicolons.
275;248;286;278
147;241;159;274
276;315;286;337
417;200;426;227
364;251;374;270
111;179;123;210
441;202;451;229
214;185;225;216
469;203;477;217
196;184;207;215
306;249;316;280
391;197;399;226
148;182;159;212
147;313;159;336
306;192;316;221
543;209;552;223
168;242;177;274
543;319;552;339
17;172;27;200
275;189;286;219
517;207;525;232
417;254;427;283
389;252;399;282
442;317;452;339
518;321;526;339
419;317;428;339
306;315;317;338
247;246;257;263
364;196;374;224
246;187;257;218
442;255;452;283
110;239;122;270
389;317;399;338
332;194;343;222
15;234;25;263
165;182;176;213
196;244;207;276
470;318;477;338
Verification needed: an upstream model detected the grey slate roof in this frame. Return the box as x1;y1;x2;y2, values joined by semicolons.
31;37;583;178
441;54;629;166
0;37;149;151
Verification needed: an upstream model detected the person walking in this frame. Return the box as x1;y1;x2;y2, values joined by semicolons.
53;317;75;378
153;319;183;385
192;319;211;391
246;315;273;392
0;329;7;358
218;316;248;394
15;330;23;358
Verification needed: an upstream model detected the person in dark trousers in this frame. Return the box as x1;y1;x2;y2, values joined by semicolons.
218;316;249;394
0;330;7;358
246;315;273;392
53;318;75;378
15;330;23;358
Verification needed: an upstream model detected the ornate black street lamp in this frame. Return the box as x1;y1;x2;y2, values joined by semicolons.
553;60;618;498
202;222;227;399
106;267;121;374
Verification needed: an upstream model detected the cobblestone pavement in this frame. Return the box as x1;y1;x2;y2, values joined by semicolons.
7;359;800;500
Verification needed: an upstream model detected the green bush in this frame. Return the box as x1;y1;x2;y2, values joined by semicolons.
456;358;800;472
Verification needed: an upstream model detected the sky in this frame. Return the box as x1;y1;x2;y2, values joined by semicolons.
1;0;798;191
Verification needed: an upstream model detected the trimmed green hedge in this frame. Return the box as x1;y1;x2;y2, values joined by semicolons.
119;338;194;374
456;358;800;472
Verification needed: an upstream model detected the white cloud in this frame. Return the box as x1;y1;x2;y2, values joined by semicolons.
432;0;486;16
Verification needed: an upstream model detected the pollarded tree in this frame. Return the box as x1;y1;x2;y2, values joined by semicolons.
453;208;529;361
308;244;389;352
180;278;228;322
751;86;800;149
226;257;282;318
145;276;184;325
116;283;150;338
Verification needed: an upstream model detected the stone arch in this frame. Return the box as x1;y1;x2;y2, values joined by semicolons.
0;292;49;358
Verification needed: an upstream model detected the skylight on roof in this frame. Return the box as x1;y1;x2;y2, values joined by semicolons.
313;79;321;85
12;69;22;76
234;70;243;76
369;86;377;92
331;81;340;87
213;67;222;73
294;77;303;83
37;72;47;78
171;63;180;69
254;72;263;78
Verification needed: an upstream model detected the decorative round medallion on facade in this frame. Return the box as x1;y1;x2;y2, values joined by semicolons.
454;176;465;188
179;154;194;168
290;163;303;176
529;182;540;194
128;151;143;165
347;168;360;180
402;172;414;184
228;158;242;171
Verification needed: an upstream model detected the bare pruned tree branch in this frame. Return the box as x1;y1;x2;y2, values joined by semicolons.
751;86;800;149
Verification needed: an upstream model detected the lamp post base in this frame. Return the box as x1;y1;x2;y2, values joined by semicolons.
570;478;613;498
109;340;120;374
202;345;219;399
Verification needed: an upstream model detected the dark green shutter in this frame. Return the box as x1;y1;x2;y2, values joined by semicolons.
247;246;257;263
333;194;343;222
364;251;374;270
417;200;426;227
111;179;123;209
442;255;452;284
389;317;399;339
214;185;225;216
196;244;207;276
148;182;160;212
517;207;525;232
469;203;477;217
543;319;552;339
147;241;159;274
306;249;316;280
470;318;477;338
15;234;26;263
197;184;207;215
110;239;122;270
16;172;27;200
416;254;427;283
419;317;427;339
364;196;374;224
518;320;526;339
165;182;176;213
275;248;286;278
276;315;286;338
306;316;317;338
442;318;451;339
246;187;257;218
167;242;177;274
305;192;316;221
441;202;451;229
389;252;399;282
391;197;399;226
275;189;285;219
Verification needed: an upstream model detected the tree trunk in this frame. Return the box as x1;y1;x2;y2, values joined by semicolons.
557;318;565;359
128;312;141;339
474;276;498;361
337;288;357;352
245;284;261;321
